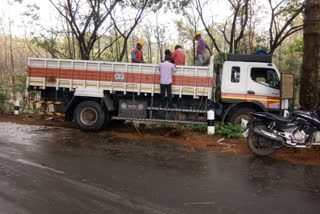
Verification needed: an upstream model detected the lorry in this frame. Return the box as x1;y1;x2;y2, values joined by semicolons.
26;54;281;131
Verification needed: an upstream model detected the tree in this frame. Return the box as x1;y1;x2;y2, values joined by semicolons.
49;0;121;60
153;14;167;62
220;0;250;53
184;10;200;65
267;0;305;55
191;0;221;52
171;0;200;65
144;23;153;63
238;0;259;54
175;11;200;65
111;0;148;62
111;0;164;62
299;0;320;110
31;29;68;59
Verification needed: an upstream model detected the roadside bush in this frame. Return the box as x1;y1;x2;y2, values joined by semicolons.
14;73;27;111
180;123;206;132
149;122;206;132
0;85;10;113
216;123;244;138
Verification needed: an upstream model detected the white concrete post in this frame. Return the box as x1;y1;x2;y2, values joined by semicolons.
241;119;249;137
207;110;215;135
283;110;289;117
14;100;19;115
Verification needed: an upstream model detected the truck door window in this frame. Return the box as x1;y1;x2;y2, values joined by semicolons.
251;67;280;89
231;66;240;83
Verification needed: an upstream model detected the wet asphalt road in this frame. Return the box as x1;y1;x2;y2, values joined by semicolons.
0;122;320;214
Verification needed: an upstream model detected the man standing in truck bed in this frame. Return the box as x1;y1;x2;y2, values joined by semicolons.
131;40;145;63
159;55;176;108
194;32;212;66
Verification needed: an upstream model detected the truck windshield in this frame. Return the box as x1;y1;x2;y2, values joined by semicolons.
250;67;280;89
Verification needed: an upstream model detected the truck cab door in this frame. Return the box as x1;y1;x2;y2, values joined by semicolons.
246;66;280;110
220;62;247;96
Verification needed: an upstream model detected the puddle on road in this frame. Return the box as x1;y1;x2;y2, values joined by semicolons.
0;122;56;146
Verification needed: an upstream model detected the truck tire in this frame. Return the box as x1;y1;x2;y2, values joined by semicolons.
74;101;106;131
229;107;254;125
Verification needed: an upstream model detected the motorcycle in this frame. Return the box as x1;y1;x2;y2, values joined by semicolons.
246;110;320;156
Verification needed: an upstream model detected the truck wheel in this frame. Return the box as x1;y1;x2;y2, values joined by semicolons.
229;107;254;125
74;101;106;131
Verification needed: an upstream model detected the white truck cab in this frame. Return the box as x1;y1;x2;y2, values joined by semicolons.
217;54;281;124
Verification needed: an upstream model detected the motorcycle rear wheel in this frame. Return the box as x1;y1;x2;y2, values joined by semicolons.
247;124;275;157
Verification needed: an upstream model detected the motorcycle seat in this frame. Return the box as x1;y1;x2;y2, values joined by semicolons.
263;112;296;123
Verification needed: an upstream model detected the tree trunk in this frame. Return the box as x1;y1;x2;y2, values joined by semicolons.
125;46;129;63
159;43;163;62
115;31;119;61
9;33;16;100
148;39;152;64
119;37;128;62
193;26;197;66
97;38;101;60
193;39;196;66
299;0;320;110
229;7;239;54
71;32;76;59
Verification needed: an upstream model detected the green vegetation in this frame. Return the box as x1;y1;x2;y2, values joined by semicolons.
151;122;245;137
151;122;206;132
216;123;244;138
0;85;11;113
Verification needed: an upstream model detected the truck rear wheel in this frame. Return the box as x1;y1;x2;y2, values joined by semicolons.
74;101;106;131
229;107;254;125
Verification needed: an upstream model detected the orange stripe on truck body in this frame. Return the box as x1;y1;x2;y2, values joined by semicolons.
221;92;280;109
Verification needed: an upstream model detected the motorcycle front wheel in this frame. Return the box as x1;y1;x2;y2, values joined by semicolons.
247;123;275;157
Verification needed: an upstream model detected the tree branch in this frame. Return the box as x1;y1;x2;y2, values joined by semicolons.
93;35;122;60
234;0;249;51
192;0;220;52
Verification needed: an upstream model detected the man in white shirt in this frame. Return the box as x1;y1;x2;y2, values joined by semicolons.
159;55;176;108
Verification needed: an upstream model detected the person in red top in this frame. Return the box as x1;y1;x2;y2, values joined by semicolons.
131;40;145;63
171;44;185;65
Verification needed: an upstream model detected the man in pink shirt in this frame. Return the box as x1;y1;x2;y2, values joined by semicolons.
159;54;176;108
171;45;185;65
194;32;212;66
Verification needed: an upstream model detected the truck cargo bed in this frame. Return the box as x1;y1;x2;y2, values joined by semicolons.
27;58;214;99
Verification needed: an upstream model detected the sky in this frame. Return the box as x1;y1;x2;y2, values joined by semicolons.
0;0;273;50
0;0;232;37
0;0;55;35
